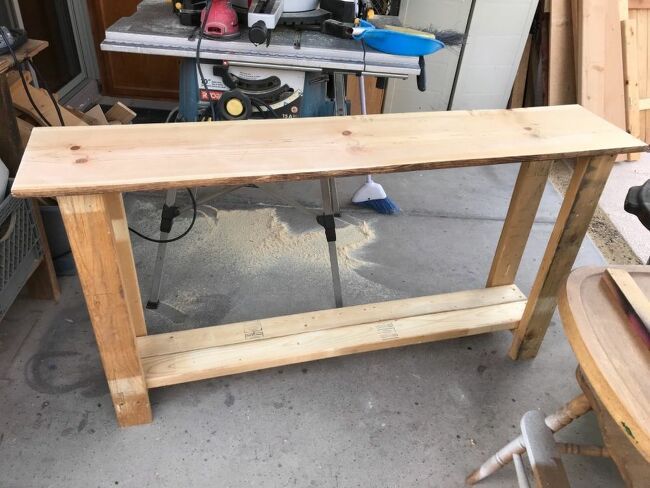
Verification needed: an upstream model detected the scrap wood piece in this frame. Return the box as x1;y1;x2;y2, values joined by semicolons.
0;39;48;75
602;268;650;347
83;104;109;126
621;4;642;160
549;0;576;105
105;102;136;124
572;0;626;130
9;79;87;127
16;117;34;150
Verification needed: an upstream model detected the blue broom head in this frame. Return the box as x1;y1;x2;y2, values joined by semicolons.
354;197;400;215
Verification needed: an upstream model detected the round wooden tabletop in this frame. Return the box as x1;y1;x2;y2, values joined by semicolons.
559;266;650;462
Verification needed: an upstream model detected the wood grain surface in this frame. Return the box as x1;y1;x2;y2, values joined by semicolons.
11;105;647;198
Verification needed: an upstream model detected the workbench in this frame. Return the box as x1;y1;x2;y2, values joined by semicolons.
12;105;646;427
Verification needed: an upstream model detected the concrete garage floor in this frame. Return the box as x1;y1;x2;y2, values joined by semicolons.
0;164;625;487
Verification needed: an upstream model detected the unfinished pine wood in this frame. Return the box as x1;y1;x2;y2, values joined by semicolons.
58;194;151;427
138;285;526;359
619;8;641;160
105;102;137;124
9;80;87;127
141;298;526;389
487;161;551;287
549;0;576;105
631;8;650;141
0;39;48;74
11;106;647;198
560;267;650;462
104;193;147;337
509;155;616;360
573;0;627;134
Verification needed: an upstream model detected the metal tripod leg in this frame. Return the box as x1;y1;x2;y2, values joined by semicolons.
146;189;178;309
319;178;343;308
330;72;350;216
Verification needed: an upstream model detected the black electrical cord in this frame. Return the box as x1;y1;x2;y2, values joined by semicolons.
0;28;57;127
27;58;65;126
128;188;198;244
196;0;217;121
250;96;280;119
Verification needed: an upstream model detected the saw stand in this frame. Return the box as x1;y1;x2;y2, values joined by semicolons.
146;73;350;310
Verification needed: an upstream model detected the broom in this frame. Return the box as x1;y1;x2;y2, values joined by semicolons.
351;74;400;215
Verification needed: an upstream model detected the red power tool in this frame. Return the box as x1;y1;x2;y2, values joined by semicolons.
201;0;240;39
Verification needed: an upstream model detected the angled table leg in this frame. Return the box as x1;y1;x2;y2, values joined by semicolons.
59;193;151;426
487;160;551;287
509;155;616;360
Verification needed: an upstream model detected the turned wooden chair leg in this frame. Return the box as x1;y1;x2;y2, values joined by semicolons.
466;394;591;485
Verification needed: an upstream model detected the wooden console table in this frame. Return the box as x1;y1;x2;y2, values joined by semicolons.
12;105;647;427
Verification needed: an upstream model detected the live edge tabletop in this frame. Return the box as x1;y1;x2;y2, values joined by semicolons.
11;105;646;197
10;105;648;427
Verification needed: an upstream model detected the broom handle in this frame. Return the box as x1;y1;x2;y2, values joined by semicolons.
358;74;372;185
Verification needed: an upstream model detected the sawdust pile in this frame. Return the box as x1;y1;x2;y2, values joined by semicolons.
188;206;376;274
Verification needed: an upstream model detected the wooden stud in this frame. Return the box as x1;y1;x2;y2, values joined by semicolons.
58;193;151;426
104;193;147;337
622;0;642;160
549;0;577;105
26;199;60;301
487;161;551;287
141;299;526;389
509;155;616;360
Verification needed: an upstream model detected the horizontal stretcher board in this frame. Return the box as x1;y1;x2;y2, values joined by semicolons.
12;105;647;198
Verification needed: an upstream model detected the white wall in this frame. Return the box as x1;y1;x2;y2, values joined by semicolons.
384;0;538;113
384;0;472;113
452;0;538;109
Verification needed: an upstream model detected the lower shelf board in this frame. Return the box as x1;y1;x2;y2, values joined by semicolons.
138;285;527;388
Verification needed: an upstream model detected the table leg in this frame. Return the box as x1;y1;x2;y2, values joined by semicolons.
27;199;61;301
509;155;616;360
59;193;151;426
487;161;551;287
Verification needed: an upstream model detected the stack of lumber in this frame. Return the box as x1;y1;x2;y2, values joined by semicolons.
512;1;648;161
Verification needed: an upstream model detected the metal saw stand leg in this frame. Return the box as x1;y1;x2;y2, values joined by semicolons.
146;189;178;309
319;178;343;308
329;72;349;216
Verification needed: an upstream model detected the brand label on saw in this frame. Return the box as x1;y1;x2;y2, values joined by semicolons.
244;322;264;341
199;89;223;102
376;322;399;341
